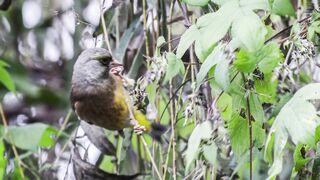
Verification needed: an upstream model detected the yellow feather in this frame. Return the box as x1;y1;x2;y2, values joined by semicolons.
134;110;151;132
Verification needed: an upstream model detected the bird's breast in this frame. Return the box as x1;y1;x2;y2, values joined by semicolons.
72;80;130;130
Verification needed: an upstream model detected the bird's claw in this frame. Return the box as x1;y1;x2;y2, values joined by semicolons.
133;124;146;135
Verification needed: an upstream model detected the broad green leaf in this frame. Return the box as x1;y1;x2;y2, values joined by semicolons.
196;44;226;89
294;144;312;172
217;93;232;121
196;0;237;50
265;83;320;179
176;25;199;59
239;0;270;10
39;126;59;148
183;0;210;6
257;43;284;74
156;36;166;48
194;40;212;62
203;143;218;166
185;121;212;170
231;11;267;52
234;49;256;73
229;113;265;158
211;0;228;5
0;140;6;180
271;93;292;117
0;66;15;93
163;52;185;83
254;74;278;103
99;155;114;172
316;125;320;143
214;58;230;91
234;43;283;73
146;82;156;105
0;60;9;67
270;0;296;17
229;74;246;112
249;93;265;123
6;123;58;150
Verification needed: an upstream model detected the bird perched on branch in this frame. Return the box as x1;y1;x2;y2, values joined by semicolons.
70;48;165;140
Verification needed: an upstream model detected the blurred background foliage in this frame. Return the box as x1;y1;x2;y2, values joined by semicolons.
0;0;320;180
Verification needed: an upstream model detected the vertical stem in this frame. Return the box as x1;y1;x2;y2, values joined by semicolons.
241;73;252;180
99;0;113;55
0;103;25;179
143;0;150;57
168;1;177;179
140;136;163;180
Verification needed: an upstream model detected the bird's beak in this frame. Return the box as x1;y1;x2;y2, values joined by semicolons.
109;60;123;69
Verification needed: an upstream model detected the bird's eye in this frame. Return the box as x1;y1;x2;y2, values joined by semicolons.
100;57;112;66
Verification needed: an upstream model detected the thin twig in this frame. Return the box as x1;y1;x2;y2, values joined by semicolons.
0;103;25;179
168;0;177;179
143;0;150;57
140;136;163;180
265;16;311;44
99;0;113;55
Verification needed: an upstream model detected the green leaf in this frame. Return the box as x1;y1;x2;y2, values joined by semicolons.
254;74;278;103
229;113;265;159
0;140;6;180
39;126;59;148
239;0;270;10
231;11;267;52
196;0;237;50
257;43;284;74
156;36;166;48
185;121;212;170
316;125;320;143
196;44;226;89
270;0;296;17
0;60;9;67
214;58;230;91
0;66;15;93
294;144;312;172
146;82;156;105
265;83;320;179
202;142;218;166
234;49;256;73
7;123;58;150
194;40;212;62
176;25;199;59
163;52;185;83
182;0;210;7
234;43;283;73
249;92;265;123
217;93;232;121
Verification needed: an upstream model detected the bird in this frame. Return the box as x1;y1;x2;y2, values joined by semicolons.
70;48;165;140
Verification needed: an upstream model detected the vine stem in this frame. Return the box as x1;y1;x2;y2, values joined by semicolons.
0;103;25;179
241;73;253;180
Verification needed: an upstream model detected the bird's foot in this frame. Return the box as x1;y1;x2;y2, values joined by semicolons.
133;124;146;135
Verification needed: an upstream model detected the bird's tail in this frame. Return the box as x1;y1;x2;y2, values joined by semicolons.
150;122;166;142
134;110;166;142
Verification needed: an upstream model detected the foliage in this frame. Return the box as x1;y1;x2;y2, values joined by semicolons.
0;0;320;179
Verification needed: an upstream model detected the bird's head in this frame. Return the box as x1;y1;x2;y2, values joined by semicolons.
72;48;122;88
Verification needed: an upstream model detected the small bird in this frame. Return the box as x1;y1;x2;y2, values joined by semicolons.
70;48;165;140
